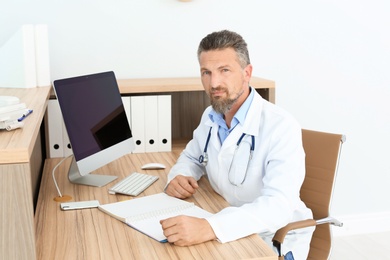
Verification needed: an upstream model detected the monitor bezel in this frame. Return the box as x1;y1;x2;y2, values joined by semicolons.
53;71;135;187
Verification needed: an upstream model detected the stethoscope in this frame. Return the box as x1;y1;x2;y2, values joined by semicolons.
199;127;255;167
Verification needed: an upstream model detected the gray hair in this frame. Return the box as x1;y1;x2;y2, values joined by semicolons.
197;30;251;68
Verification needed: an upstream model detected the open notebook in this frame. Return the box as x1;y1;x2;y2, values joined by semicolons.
98;193;213;242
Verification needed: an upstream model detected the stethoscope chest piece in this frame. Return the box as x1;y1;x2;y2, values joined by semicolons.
199;153;208;166
199;127;213;166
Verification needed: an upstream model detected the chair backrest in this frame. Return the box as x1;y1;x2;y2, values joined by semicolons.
300;129;345;260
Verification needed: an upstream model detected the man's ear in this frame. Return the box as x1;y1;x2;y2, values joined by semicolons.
244;64;253;81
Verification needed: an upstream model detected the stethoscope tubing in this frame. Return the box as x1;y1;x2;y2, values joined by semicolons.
199;127;254;166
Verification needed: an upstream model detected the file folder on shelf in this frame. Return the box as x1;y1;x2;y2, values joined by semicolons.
157;95;172;152
119;95;172;153
62;123;72;157
46;100;64;158
122;96;134;152
122;96;131;125
130;96;145;153
46;99;72;158
144;95;159;153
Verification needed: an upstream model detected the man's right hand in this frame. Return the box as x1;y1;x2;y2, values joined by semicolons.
165;175;199;199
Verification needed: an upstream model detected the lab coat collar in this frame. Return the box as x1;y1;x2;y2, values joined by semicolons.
204;87;264;135
204;87;264;148
241;87;263;137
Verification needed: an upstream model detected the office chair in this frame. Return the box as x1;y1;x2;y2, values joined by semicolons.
272;129;346;260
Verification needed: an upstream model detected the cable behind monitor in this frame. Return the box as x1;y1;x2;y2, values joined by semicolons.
52;155;73;202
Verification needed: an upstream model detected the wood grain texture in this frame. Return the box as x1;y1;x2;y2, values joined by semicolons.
0;86;50;164
117;77;275;95
48;77;275;141
35;153;277;260
0;86;50;260
0;163;36;259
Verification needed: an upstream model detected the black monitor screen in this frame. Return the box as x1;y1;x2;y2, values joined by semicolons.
54;71;132;161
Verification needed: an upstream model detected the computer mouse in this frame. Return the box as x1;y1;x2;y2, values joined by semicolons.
141;163;166;170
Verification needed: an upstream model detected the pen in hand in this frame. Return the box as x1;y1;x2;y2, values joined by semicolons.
18;109;33;122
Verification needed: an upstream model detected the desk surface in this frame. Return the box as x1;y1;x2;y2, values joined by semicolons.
35;152;277;260
0;86;50;164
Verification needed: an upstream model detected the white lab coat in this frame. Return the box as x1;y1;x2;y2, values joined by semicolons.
167;88;313;259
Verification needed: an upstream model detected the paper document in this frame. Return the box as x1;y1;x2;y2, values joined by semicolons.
98;193;213;242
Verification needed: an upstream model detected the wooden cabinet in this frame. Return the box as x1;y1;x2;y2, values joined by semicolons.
0;86;50;260
117;77;275;141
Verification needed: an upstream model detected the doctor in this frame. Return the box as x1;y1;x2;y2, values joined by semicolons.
160;30;313;259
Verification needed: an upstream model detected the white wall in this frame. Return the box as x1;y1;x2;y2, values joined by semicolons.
2;0;389;233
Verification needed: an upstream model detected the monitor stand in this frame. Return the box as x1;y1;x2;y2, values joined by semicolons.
68;156;117;187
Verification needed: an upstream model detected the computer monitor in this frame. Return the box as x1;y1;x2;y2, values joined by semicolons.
53;71;135;187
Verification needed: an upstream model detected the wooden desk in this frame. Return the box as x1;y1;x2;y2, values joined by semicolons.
35;153;277;259
0;86;51;260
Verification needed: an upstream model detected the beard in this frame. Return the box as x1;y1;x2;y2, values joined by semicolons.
210;87;244;114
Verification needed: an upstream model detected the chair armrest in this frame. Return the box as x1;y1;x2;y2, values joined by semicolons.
272;216;343;244
272;219;317;244
316;217;343;227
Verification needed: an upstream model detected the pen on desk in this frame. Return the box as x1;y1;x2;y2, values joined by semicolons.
18;109;33;122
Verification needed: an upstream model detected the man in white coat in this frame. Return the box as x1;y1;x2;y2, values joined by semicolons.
160;30;313;259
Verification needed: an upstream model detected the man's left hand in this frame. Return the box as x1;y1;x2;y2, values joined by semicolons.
160;215;216;246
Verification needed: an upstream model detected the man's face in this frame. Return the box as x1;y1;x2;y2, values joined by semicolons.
199;48;252;114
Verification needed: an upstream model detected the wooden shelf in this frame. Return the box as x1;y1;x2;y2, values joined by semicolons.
48;76;275;143
117;76;275;95
116;76;275;141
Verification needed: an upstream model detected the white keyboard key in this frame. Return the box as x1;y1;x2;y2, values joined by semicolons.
108;172;159;196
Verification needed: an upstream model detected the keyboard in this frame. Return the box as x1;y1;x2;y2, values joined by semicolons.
108;172;159;196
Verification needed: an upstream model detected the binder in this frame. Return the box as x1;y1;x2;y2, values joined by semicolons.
62;123;72;157
121;96;134;152
128;95;172;153
130;96;145;153
46;99;72;157
157;95;172;152
121;96;131;126
144;95;159;153
46;100;64;158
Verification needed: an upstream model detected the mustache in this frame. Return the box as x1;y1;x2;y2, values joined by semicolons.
210;87;227;93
